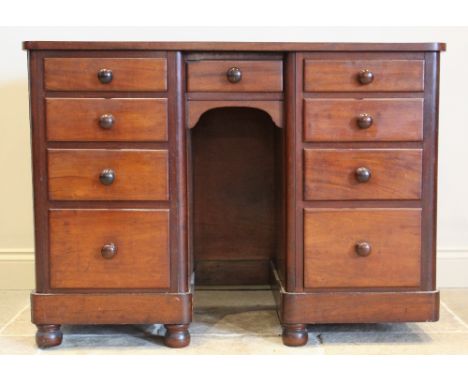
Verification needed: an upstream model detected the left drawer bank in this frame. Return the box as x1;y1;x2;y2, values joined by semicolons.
25;47;192;349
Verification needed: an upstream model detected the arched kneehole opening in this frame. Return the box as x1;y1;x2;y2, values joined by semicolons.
190;107;285;286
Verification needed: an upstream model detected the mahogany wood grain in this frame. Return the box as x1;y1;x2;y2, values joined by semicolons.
304;59;424;92
191;107;281;285
23;42;443;347
23;41;447;52
187;60;283;92
303;149;422;200
31;291;192;324
27;50;50;292
303;208;422;288
280;290;439;324
271;267;439;323
48;149;169;201
188;100;284;128
303;98;423;142
44;58;167;91
46;98;168;142
49;209;170;289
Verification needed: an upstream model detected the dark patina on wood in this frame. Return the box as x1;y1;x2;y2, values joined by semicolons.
24;41;443;348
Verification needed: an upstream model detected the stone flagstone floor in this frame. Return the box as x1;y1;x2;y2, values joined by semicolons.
1;288;468;355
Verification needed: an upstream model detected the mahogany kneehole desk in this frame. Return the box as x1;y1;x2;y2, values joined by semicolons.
23;41;445;348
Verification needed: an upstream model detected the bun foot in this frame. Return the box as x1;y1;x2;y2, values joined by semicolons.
36;324;63;349
282;324;308;346
164;324;190;348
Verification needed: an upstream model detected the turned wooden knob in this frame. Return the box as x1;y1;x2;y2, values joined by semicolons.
355;241;372;256
226;67;242;83
357;113;373;129
355;167;371;183
97;68;113;84
99;114;115;129
99;169;115;185
101;243;117;259
358;69;374;84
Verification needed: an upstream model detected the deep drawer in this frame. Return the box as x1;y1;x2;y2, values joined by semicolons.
44;58;167;91
187;60;283;92
46;98;168;142
303;98;423;142
304;208;422;288
49;209;170;289
303;149;422;200
304;59;424;92
48;149;169;201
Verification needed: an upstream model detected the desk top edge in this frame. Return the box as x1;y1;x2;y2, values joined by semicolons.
22;41;446;52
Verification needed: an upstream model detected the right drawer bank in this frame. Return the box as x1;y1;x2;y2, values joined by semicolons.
277;50;441;346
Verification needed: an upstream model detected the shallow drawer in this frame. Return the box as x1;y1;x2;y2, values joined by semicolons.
46;98;168;142
49;209;170;289
304;59;424;92
48;149;168;201
303;149;422;200
187;60;283;92
44;58;167;91
303;98;423;142
304;208;422;288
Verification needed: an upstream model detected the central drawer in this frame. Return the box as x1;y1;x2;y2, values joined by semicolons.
49;209;170;289
48;149;169;201
187;60;283;92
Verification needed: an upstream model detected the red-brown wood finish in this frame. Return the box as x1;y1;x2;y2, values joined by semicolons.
303;149;423;200
191;107;282;285
47;149;169;201
304;59;424;92
187;60;283;92
304;208;422;289
44;58;167;91
303;98;423;142
31;292;192;324
24;41;443;348
49;209;170;289
46;98;168;142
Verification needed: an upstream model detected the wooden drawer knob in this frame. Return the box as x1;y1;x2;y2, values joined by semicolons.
357;113;373;129
226;67;242;83
101;243;117;259
355;241;372;257
99;114;115;129
97;68;113;84
99;169;115;185
355;167;371;183
358;69;374;84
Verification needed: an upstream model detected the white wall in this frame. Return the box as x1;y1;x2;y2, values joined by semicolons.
1;26;467;288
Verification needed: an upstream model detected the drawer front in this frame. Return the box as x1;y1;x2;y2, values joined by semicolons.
304;208;422;288
49;209;170;289
303;99;423;142
304;149;422;200
304;59;424;92
44;58;167;91
48;149;169;201
187;60;283;92
46;98;168;142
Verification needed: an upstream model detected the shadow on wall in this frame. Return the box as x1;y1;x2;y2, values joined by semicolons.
0;79;34;248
